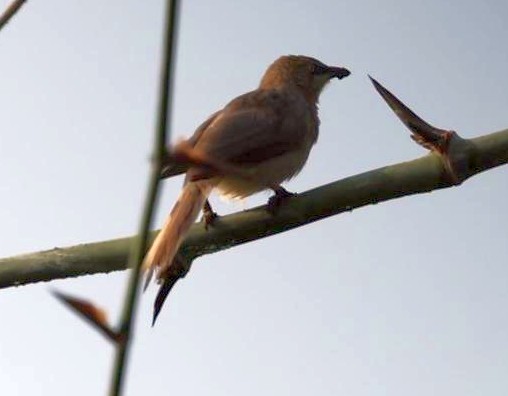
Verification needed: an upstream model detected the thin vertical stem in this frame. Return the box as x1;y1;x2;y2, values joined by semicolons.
0;0;27;32
108;1;180;395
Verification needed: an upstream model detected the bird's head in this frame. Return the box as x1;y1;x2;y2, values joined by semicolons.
259;55;350;102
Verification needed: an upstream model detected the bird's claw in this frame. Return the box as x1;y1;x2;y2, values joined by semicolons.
201;200;219;230
201;209;219;230
267;187;297;214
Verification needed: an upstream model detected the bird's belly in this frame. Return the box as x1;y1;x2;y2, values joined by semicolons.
215;145;312;199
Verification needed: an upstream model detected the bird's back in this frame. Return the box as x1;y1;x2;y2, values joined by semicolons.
191;86;319;198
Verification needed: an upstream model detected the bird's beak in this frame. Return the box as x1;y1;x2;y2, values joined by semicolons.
329;66;351;80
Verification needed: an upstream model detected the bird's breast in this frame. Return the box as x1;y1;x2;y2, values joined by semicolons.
215;138;315;199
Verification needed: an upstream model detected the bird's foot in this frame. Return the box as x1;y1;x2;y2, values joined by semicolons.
201;210;218;230
267;186;297;214
201;199;219;230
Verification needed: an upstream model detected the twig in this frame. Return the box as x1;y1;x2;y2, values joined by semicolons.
0;0;27;32
108;1;180;395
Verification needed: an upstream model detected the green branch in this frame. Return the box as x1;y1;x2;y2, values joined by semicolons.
0;127;506;289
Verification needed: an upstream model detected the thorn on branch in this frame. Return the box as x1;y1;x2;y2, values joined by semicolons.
51;290;123;344
151;253;192;326
369;75;477;184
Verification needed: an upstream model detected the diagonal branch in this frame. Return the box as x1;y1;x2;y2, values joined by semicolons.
0;126;506;290
0;0;27;32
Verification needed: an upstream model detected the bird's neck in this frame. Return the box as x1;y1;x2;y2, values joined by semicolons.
259;67;321;105
259;82;320;108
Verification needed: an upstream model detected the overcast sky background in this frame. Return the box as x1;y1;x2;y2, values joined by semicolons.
0;1;507;395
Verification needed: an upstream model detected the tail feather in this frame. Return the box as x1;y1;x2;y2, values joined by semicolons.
143;181;212;286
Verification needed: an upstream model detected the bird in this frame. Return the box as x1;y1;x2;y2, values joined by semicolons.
144;55;350;324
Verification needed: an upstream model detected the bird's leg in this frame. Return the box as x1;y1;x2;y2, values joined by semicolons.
267;186;297;214
201;199;219;229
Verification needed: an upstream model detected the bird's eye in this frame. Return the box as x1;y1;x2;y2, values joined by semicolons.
312;64;328;75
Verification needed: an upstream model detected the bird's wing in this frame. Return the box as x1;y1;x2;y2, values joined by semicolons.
160;110;223;179
193;89;312;166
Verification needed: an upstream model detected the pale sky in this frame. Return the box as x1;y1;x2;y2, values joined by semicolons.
0;1;507;395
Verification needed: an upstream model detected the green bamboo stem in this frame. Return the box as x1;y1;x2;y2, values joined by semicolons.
0;128;506;289
108;1;179;395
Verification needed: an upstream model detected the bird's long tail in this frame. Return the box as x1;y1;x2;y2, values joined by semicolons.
143;180;213;289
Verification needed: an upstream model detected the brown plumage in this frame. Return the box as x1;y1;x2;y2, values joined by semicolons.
144;55;350;324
